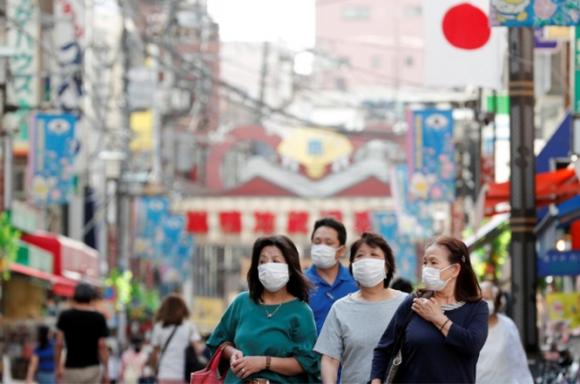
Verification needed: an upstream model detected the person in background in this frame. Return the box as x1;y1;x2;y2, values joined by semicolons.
305;218;358;334
26;325;55;384
56;283;109;384
207;235;320;383
150;294;202;384
121;337;149;384
390;277;413;294
108;345;121;384
315;232;408;384
370;236;488;383
476;281;533;384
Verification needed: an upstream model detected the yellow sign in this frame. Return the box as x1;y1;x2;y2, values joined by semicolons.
546;293;580;328
191;296;226;333
130;110;154;151
544;27;573;41
278;128;353;179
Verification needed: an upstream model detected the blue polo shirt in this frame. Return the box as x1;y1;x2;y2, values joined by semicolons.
305;264;358;333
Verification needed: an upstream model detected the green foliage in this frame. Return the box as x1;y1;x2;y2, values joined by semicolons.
105;268;133;309
0;212;21;279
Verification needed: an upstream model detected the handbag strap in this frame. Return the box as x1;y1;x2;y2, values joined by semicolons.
159;325;179;365
207;343;228;371
390;294;416;356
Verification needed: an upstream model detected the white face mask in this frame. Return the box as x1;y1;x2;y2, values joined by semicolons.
421;264;455;291
311;244;338;269
258;263;290;292
352;259;387;288
486;300;495;315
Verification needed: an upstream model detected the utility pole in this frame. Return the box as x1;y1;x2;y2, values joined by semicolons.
508;27;538;353
256;41;270;124
117;1;132;347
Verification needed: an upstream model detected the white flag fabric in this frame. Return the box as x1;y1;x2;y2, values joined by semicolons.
423;0;506;89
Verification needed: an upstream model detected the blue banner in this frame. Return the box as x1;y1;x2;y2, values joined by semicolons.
491;1;579;27
30;113;78;205
392;235;417;283
373;212;398;242
410;109;455;202
538;250;580;277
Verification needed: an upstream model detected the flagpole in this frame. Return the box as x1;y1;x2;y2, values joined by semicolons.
507;27;538;354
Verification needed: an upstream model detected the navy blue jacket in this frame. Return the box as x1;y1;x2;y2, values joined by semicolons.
371;295;489;383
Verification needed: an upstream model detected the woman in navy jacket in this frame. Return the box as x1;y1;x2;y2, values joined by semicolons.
370;236;488;383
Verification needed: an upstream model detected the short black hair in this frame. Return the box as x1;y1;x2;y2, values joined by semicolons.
73;283;97;304
248;235;313;303
311;217;347;246
349;232;396;288
391;278;413;293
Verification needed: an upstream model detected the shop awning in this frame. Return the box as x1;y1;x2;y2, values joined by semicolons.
464;213;510;250
19;231;101;294
485;168;579;216
10;263;79;297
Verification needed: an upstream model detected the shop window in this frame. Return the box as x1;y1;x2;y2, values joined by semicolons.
343;6;371;20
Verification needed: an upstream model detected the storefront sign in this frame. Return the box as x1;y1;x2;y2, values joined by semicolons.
7;0;40;107
546;293;580;328
537;250;580;277
53;0;84;110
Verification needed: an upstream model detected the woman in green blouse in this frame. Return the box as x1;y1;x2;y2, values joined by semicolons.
207;235;320;383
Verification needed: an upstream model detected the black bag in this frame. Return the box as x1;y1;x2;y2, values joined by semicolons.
184;344;206;382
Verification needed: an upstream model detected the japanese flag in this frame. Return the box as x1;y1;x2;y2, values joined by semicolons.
423;0;506;89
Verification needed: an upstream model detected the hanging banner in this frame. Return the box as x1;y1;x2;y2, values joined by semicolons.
575;27;580;114
53;0;85;110
29;113;78;205
409;109;455;202
490;0;579;27
7;0;40;107
134;197;169;259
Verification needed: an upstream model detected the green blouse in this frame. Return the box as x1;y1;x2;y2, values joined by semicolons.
207;292;320;383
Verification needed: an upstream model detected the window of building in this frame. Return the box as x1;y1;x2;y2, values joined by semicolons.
403;5;422;17
342;6;371;21
371;55;382;69
335;77;347;91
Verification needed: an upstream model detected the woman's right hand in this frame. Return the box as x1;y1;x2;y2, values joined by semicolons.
227;346;244;367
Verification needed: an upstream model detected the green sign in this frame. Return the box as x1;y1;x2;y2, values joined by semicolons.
16;241;53;273
486;95;510;115
575;27;580;114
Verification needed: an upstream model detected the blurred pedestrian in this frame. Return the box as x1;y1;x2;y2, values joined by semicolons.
207;235;320;383
150;294;202;384
370;236;488;383
121;337;149;384
55;283;109;384
108;346;121;384
390;277;413;294
305;218;358;334
476;281;533;384
315;232;408;384
26;325;55;384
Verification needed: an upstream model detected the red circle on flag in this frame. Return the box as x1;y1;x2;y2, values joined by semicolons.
442;3;491;50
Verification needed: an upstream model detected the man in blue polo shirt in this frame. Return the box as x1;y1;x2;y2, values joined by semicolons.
305;217;358;333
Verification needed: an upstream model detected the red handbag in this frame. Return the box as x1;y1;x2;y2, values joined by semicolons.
190;343;228;384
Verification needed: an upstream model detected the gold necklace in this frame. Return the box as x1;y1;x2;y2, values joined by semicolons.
264;303;283;319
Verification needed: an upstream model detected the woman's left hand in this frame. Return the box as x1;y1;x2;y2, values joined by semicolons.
231;356;266;379
412;297;445;324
